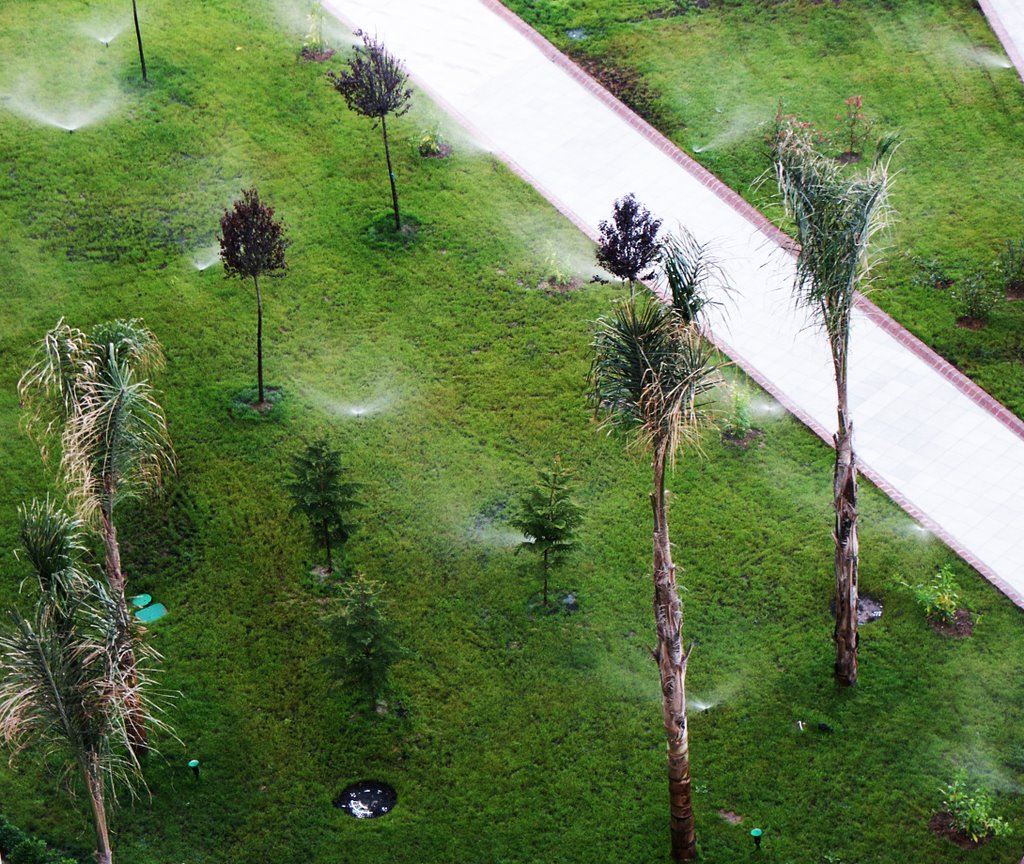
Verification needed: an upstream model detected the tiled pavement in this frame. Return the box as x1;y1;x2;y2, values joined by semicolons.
323;0;1024;606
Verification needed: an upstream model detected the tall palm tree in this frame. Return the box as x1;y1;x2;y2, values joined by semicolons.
19;318;172;597
772;120;895;687
19;319;174;747
0;501;166;864
589;297;721;861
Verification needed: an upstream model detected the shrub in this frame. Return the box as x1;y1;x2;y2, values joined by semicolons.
722;382;752;439
942;772;1012;842
901;565;960;624
417;126;450;157
996;239;1024;293
951;270;999;323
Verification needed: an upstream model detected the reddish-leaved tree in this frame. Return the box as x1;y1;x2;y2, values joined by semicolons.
219;188;288;406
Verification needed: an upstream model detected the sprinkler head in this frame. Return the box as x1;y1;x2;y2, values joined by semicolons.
751;828;763;850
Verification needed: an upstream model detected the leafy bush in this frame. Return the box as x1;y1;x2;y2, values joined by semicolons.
417;126;451;158
906;253;953;290
0;814;78;864
951;270;999;322
996;239;1024;293
942;772;1012;842
901;565;960;624
722;382;753;439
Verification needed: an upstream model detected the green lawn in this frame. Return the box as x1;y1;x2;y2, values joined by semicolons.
1;1;1023;862
504;0;1024;419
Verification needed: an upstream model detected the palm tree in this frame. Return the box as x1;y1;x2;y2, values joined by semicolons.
19;319;174;748
772;119;895;687
589;296;721;861
0;501;167;864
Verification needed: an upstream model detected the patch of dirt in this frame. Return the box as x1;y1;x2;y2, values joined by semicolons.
718;809;743;825
540;277;583;294
566;50;666;126
929;812;990;849
1007;282;1024;300
300;46;335;62
956;316;987;330
722;428;764;448
837;151;862;164
929;607;973;638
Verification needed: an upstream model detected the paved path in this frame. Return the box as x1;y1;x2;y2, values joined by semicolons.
980;0;1024;83
324;0;1024;606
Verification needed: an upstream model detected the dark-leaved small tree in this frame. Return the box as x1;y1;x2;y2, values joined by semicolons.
287;438;361;573
327;34;413;231
219;188;288;406
596;193;662;299
510;457;584;608
325;573;401;706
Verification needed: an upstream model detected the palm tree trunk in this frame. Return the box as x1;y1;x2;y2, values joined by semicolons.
381;115;401;231
100;493;149;754
833;394;859;687
131;0;147;83
82;756;114;864
651;447;696;861
254;274;264;405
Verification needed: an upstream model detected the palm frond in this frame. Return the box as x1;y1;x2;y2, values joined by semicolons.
772;120;894;368
590;297;721;465
61;357;175;520
657;229;731;326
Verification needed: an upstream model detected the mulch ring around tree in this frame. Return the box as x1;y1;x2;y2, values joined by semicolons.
829;595;883;625
539;276;582;294
929;812;991;849
300;46;335;62
419;142;453;159
718;809;743;825
1007;281;1024;300
229;386;285;420
929;608;973;638
956;316;987;330
722;428;764;448
334;780;397;819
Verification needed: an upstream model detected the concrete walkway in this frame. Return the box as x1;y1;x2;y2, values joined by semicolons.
980;0;1024;83
323;0;1024;606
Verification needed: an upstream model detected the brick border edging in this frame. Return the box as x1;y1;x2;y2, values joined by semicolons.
977;0;1024;84
481;0;1024;445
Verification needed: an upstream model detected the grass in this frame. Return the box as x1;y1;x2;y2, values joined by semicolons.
0;0;1023;862
503;0;1024;419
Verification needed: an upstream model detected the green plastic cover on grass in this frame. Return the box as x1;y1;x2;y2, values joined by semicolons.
131;593;152;608
135;603;167;623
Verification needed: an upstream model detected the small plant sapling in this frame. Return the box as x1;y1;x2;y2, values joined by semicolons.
900;565;960;625
219;188;288;406
596;193;662;299
325;573;401;705
722;382;753;440
996;239;1024;298
328;35;413;231
951;270;999;327
287;438;361;574
510;457;584;608
941;772;1012;842
835;95;872;163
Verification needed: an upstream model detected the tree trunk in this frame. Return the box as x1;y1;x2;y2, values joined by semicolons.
651;447;696;861
833;399;859;687
381;116;401;231
542;547;549;607
131;0;147;83
100;492;149;754
254;274;264;405
324;523;333;573
83;757;113;864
